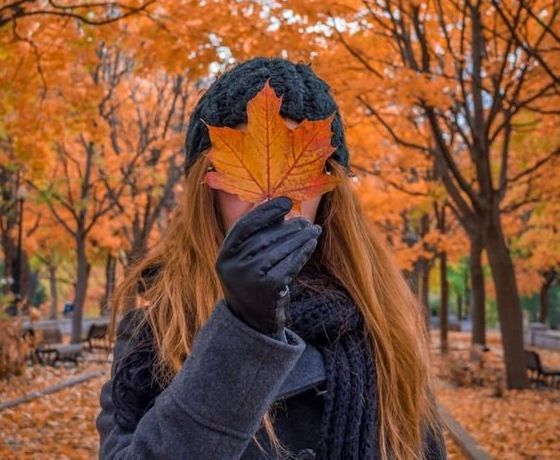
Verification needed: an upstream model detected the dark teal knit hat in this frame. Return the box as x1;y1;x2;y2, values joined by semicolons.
184;56;350;176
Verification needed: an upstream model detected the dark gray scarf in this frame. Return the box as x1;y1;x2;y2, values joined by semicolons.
286;260;379;460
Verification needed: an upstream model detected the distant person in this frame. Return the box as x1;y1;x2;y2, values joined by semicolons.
96;57;447;460
62;301;74;318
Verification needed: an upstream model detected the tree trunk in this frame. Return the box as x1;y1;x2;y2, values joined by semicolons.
469;233;486;347
100;254;117;317
407;264;421;298
539;270;556;324
2;235;16;296
457;292;463;321
19;250;32;312
419;259;431;329
127;238;149;266
420;213;431;329
49;264;58;320
71;234;90;344
464;268;470;319
440;251;449;355
484;218;529;389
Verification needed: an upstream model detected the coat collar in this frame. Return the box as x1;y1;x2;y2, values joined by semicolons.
274;341;326;401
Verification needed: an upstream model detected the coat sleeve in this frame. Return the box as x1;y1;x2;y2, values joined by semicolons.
95;298;305;460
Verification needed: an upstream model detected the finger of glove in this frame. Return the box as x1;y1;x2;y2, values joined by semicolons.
237;217;310;260
222;196;292;254
262;232;319;283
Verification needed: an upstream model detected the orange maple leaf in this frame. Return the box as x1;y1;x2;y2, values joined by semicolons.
202;79;341;214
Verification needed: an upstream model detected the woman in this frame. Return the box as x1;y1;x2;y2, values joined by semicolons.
96;56;448;460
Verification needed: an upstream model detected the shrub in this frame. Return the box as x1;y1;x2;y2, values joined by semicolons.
0;316;28;378
441;350;506;396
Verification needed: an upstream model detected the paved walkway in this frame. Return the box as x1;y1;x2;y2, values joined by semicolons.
21;317;110;336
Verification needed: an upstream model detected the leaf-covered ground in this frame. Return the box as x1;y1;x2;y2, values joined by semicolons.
0;332;558;459
1;376;105;459
437;384;559;459
0;354;109;459
432;331;560;459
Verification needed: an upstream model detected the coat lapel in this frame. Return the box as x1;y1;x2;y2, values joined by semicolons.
274;342;326;401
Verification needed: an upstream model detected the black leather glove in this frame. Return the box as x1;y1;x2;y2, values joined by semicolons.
216;195;322;338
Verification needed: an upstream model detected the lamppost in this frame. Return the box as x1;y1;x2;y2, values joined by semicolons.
12;184;27;316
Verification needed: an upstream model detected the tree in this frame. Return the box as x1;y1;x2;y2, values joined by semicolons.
0;0;154;29
284;0;560;387
97;46;189;265
34;137;117;342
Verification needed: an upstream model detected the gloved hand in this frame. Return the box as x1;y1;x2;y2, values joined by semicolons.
215;195;322;339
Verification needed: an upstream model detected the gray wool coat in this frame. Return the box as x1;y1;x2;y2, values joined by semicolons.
95;299;448;460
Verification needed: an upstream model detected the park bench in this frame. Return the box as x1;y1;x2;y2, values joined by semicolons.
34;327;82;366
448;321;462;332
82;323;111;352
525;349;560;388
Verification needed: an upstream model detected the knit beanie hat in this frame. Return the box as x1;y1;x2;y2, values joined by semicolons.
184;56;350;176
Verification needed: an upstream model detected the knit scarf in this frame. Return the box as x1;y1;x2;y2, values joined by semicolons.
285;260;379;460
